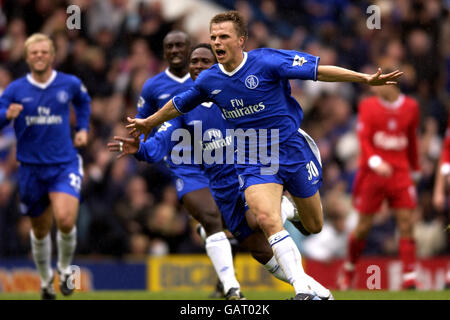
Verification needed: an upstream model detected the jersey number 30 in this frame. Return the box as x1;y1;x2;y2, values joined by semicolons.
306;161;319;181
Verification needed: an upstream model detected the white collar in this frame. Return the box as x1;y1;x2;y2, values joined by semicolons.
165;69;190;83
26;70;57;89
377;94;405;109
218;52;247;77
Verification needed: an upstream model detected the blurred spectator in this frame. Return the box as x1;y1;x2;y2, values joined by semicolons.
302;190;358;262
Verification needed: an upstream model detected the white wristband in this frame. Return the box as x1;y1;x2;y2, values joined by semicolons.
441;163;450;175
368;155;382;169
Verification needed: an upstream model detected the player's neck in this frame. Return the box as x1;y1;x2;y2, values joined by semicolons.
168;66;189;78
31;68;54;84
380;90;400;102
222;51;244;73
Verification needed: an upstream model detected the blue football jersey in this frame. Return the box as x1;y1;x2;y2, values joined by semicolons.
136;69;195;170
135;101;235;183
137;69;192;120
0;71;91;164
173;48;320;147
135;102;245;231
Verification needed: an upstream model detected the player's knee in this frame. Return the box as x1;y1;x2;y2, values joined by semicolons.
32;227;50;240
255;211;278;232
199;209;223;233
56;214;76;233
397;220;413;237
307;220;323;234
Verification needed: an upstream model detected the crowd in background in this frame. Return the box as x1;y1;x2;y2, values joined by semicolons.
0;0;448;262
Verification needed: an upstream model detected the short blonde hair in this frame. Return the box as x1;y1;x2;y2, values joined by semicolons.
24;33;55;57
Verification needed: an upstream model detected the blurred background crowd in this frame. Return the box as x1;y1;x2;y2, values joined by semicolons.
0;0;448;262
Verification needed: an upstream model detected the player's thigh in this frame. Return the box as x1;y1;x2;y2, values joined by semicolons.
17;164;51;217
48;157;83;232
182;187;223;234
291;191;324;234
244;183;284;233
352;170;386;214
49;192;79;232
30;206;54;239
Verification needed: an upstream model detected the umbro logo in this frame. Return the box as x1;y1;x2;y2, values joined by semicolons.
293;55;307;67
201;102;213;108
21;97;33;103
211;89;222;95
158;93;171;100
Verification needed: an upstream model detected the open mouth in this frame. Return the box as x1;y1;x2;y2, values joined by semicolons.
215;49;226;59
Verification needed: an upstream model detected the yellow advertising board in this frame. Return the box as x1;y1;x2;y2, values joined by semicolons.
147;254;291;292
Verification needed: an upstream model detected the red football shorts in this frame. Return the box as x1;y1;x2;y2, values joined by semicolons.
352;169;417;214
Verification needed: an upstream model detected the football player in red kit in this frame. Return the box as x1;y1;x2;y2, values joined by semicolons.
338;70;421;290
433;114;450;212
432;114;450;289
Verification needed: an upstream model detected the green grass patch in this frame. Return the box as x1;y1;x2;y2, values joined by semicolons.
0;290;449;300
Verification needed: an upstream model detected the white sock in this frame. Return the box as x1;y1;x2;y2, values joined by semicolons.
264;255;289;282
30;230;53;287
281;196;298;222
205;231;240;294
304;274;332;298
269;230;313;295
264;255;331;298
57;227;77;274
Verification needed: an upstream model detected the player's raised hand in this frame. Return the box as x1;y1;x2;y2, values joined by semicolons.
367;68;403;86
6;103;23;120
126;117;154;142
74;129;88;148
107;135;140;159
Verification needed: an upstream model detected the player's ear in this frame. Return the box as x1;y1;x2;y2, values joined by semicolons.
239;36;245;49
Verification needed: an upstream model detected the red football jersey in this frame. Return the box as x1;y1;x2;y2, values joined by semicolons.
439;115;450;174
356;94;420;172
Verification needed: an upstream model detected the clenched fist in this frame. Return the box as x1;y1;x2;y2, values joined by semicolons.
6;103;23;120
74;129;88;148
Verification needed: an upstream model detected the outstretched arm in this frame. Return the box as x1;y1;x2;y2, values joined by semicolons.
317;66;403;85
126;99;181;142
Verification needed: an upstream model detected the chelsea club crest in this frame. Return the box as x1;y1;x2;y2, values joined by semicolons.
245;75;259;89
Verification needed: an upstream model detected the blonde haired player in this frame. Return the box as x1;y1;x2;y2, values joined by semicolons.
0;33;91;299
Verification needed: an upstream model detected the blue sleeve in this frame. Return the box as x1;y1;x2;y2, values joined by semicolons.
264;49;320;81
172;75;208;114
134;116;182;163
72;78;91;131
136;82;157;119
0;84;16;129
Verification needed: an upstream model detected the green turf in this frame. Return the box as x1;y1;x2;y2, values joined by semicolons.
0;290;449;300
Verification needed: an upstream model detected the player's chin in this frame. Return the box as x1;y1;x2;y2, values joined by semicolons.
32;64;49;73
170;58;185;67
216;55;227;64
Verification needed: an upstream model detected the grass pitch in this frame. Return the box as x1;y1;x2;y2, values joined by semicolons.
0;290;449;300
